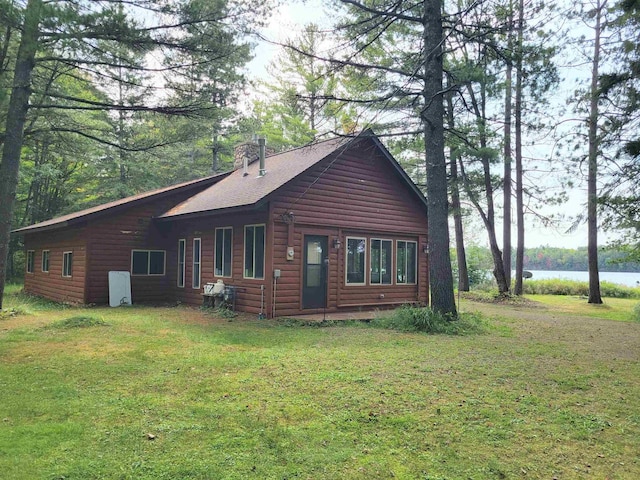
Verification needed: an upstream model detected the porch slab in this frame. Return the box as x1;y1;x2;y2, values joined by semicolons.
280;310;387;322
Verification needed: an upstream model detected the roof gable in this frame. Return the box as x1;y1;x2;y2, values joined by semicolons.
159;130;426;219
159;135;351;218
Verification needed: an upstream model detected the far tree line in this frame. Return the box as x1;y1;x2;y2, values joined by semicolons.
458;246;640;276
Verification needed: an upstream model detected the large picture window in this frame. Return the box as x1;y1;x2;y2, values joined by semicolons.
26;250;35;274
346;237;366;285
370;239;392;285
396;241;417;284
215;227;233;277
131;250;165;276
63;251;73;277
177;239;186;287
192;238;201;289
244;224;265;279
41;250;50;273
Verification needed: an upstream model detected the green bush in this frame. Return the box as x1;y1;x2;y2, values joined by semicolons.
632;303;640;322
372;305;486;335
523;279;640;299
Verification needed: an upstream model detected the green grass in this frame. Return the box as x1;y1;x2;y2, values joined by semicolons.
461;289;639;322
1;288;640;479
528;294;639;322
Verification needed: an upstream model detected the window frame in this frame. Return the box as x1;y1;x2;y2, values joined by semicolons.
41;250;50;273
62;251;73;278
177;239;186;288
192;238;201;289
396;240;418;285
370;238;393;285
345;236;367;286
26;250;35;274
215;226;233;278
130;249;166;276
243;224;266;280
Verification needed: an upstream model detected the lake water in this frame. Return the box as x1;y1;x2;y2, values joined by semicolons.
525;270;640;287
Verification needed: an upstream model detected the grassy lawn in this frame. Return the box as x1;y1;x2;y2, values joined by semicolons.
1;287;639;479
460;291;640;323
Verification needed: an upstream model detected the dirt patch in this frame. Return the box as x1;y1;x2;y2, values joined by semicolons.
460;291;544;308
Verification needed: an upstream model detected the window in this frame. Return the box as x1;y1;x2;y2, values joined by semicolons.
370;239;392;285
244;224;265;279
63;251;73;277
26;250;35;274
346;237;366;285
397;241;417;284
192;238;201;289
41;250;50;272
215;227;233;277
131;250;165;276
177;239;186;287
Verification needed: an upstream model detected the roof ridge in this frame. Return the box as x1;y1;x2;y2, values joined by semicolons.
265;132;356;158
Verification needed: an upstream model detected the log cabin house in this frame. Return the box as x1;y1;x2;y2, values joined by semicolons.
14;130;430;317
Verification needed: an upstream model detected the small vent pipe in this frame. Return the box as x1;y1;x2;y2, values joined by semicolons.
258;137;266;177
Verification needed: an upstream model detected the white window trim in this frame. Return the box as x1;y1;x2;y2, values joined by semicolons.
41;250;50;273
177;239;186;288
131;249;166;276
192;238;201;289
214;226;233;278
370;238;394;285
26;250;35;274
396;240;418;285
243;224;266;280
62;251;73;278
345;237;367;286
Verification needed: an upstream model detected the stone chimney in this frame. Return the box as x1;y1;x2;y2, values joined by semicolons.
233;138;276;173
233;141;260;172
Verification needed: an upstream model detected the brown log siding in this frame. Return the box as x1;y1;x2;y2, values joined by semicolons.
167;209;272;315
84;196;189;304
267;147;429;316
23;228;87;303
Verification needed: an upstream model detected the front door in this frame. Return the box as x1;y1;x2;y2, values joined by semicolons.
302;235;328;309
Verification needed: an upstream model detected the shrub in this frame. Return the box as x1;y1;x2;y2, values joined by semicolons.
523;279;640;299
632;303;640;323
372;305;486;335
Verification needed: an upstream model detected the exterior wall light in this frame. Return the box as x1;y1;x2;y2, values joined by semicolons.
333;238;342;249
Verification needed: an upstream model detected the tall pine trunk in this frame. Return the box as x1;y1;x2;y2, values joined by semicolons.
587;0;604;304
0;0;42;309
503;3;514;290
464;78;510;295
446;93;469;291
423;0;457;316
514;0;525;295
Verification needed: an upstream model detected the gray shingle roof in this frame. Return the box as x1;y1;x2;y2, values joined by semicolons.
12;173;229;234
158;134;354;219
14;130;427;234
